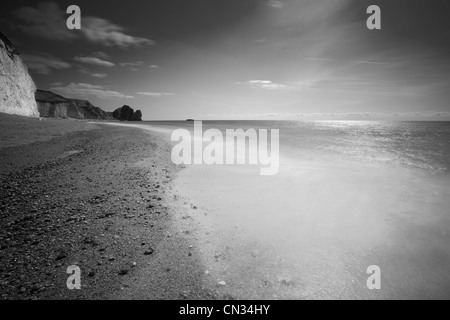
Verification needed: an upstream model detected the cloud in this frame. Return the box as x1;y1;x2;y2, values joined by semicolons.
268;1;285;9
77;68;108;78
120;61;144;67
74;56;115;67
12;2;77;41
51;82;133;99
237;80;287;90
120;61;145;71
91;51;110;59
137;92;174;97
300;57;389;65
91;73;107;78
12;2;154;48
21;53;71;75
149;65;160;69
82;16;154;47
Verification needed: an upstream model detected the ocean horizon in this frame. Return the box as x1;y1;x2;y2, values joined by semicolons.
140;120;450;175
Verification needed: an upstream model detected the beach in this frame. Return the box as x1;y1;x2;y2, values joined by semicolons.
1;0;450;306
1;116;450;300
0;114;219;299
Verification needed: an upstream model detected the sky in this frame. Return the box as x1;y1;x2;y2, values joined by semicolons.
1;0;450;120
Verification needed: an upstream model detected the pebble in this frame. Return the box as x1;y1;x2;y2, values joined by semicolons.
118;269;129;276
0;129;176;299
144;247;154;255
55;252;67;261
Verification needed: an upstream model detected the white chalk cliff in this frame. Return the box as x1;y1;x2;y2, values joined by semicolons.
0;32;39;117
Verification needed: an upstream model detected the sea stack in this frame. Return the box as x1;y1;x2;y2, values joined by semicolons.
112;105;142;121
0;32;39;117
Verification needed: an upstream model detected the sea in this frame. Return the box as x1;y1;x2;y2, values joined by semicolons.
140;120;450;299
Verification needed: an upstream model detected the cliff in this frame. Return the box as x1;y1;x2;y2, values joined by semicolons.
36;90;113;120
0;32;39;117
0;31;142;121
36;91;142;121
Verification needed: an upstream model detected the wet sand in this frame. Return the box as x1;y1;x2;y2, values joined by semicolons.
172;141;450;299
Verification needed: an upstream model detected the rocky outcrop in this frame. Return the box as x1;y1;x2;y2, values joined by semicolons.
36;90;113;120
112;105;142;121
112;105;134;120
130;110;142;121
36;91;143;121
0;32;39;117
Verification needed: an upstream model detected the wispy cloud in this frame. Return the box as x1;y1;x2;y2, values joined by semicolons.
91;51;110;60
11;2;77;41
82;16;154;47
51;82;133;99
120;61;143;67
120;61;145;71
12;2;154;48
91;73;108;78
137;92;174;97
300;57;389;65
74;56;115;67
21;53;71;75
77;68;108;78
268;1;285;9
237;80;287;90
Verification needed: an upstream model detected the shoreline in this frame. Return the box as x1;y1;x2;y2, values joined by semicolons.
2;114;450;299
0;114;222;300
